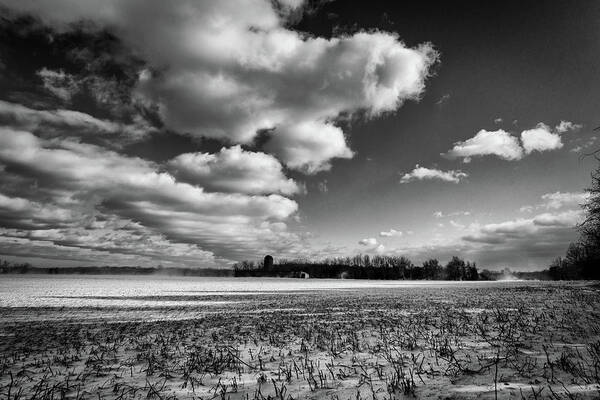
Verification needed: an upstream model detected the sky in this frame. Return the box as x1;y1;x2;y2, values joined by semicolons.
0;0;598;270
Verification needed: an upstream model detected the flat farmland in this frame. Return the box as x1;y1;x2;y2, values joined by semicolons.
0;276;599;399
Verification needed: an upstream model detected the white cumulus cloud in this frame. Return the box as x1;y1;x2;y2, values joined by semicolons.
263;121;354;174
444;129;524;162
167;145;300;195
358;238;378;246
520;123;563;154
1;0;438;173
445;121;580;162
358;237;385;253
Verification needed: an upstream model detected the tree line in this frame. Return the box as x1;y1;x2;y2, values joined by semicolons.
237;160;600;281
234;255;480;280
548;163;600;280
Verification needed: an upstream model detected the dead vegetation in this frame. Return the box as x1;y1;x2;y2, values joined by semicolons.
0;282;599;399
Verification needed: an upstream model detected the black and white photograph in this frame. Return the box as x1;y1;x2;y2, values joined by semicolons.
1;1;600;398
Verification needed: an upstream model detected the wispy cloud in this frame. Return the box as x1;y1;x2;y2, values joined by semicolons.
379;229;402;237
400;165;468;183
520;191;589;213
0;99;154;145
0;128;302;264
555;120;582;133
433;210;471;218
540;191;589;209
436;93;450;106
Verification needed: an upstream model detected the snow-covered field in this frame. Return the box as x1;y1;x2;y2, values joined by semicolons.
1;276;599;399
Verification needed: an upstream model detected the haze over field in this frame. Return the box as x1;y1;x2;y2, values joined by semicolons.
0;0;599;270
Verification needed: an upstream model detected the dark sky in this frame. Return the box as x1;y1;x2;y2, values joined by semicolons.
0;0;598;269
290;0;600;269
